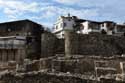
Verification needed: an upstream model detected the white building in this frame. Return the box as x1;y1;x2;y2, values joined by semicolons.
53;14;76;38
79;20;101;34
53;15;125;38
100;21;116;35
79;20;116;35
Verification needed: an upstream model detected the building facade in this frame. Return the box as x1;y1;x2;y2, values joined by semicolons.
79;20;101;34
0;19;44;62
79;20;116;35
53;14;76;38
0;36;25;62
115;24;125;36
53;15;125;37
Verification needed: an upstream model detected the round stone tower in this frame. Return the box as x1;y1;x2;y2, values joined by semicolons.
64;30;79;57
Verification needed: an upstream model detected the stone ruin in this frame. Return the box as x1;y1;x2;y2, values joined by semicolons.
0;30;125;83
1;56;125;83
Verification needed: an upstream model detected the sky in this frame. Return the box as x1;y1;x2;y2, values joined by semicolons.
0;0;125;28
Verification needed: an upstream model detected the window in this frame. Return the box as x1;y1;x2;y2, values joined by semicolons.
6;50;8;61
68;19;71;21
13;50;15;60
63;23;66;27
0;51;2;61
101;29;107;34
26;36;32;44
55;25;58;29
16;34;19;36
124;32;125;36
107;23;111;27
62;34;64;37
102;24;104;27
80;25;84;30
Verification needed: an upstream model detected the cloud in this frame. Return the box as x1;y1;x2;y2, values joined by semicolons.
29;5;99;28
0;0;40;12
52;0;125;20
0;0;41;19
53;0;79;5
53;0;115;7
1;0;125;28
39;5;98;18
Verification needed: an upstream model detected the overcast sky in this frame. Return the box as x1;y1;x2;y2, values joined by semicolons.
0;0;125;28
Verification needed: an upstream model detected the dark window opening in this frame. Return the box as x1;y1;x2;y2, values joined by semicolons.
56;26;58;29
101;29;107;34
64;23;66;27
124;32;125;36
16;34;19;36
13;50;15;60
102;24;104;27
26;36;32;44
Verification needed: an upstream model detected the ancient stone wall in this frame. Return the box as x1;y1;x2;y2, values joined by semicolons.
41;31;64;57
56;39;65;54
51;56;125;82
0;72;90;83
65;30;79;57
64;31;125;56
41;30;125;57
0;71;124;83
41;31;58;57
1;57;125;83
52;58;95;74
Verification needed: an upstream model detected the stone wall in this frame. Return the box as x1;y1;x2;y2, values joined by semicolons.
1;57;125;82
41;30;125;57
0;72;91;83
64;30;125;56
51;56;125;82
0;61;17;72
52;58;95;74
41;31;64;57
0;71;124;83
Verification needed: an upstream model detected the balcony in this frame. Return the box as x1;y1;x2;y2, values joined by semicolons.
0;44;25;49
0;36;26;49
